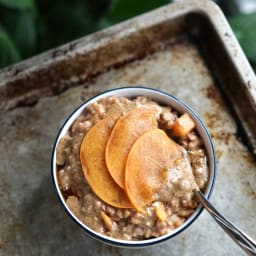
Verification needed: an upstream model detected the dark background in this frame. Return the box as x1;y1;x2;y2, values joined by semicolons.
0;0;255;72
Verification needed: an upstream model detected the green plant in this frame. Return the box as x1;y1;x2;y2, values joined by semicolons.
0;0;36;67
229;12;256;72
0;0;255;72
0;0;170;69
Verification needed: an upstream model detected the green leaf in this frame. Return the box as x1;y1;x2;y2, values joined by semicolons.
0;0;35;10
0;24;20;68
36;0;99;50
2;10;36;57
229;12;256;61
99;0;170;28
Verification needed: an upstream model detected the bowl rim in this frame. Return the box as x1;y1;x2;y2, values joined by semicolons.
51;86;216;248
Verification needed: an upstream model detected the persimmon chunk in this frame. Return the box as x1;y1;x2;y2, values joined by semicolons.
171;113;195;137
80;114;132;208
105;108;157;189
125;129;183;212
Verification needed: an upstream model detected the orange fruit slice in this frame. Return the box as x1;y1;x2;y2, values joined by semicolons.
105;108;157;189
80;114;132;208
125;129;183;212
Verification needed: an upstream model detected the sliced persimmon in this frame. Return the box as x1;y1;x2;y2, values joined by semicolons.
105;108;157;189
80;114;132;208
125;129;183;212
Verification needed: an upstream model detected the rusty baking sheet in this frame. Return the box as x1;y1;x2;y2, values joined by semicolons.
0;0;256;255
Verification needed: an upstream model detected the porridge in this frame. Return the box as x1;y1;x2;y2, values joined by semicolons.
56;96;209;240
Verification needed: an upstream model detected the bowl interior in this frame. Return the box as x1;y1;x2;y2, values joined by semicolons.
52;86;216;248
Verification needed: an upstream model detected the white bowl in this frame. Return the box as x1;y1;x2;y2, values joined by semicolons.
51;86;216;248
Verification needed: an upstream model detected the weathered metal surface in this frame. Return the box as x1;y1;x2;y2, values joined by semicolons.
0;0;256;255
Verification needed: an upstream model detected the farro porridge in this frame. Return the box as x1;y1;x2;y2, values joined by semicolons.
56;96;209;240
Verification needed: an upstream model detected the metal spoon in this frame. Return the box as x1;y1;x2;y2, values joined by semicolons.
195;189;256;256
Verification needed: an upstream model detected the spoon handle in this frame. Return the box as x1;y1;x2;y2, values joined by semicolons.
195;190;256;256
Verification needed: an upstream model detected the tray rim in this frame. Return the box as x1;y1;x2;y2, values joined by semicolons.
0;0;255;88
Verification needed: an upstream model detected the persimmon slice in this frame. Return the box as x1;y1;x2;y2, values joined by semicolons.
125;129;183;212
80;114;132;208
105;108;157;189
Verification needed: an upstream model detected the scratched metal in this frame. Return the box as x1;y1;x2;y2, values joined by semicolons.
0;0;256;255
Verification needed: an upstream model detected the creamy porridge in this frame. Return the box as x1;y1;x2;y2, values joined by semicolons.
56;96;209;240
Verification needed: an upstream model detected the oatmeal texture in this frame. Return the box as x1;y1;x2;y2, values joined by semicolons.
56;96;209;240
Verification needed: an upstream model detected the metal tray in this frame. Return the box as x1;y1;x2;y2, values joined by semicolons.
0;0;255;255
